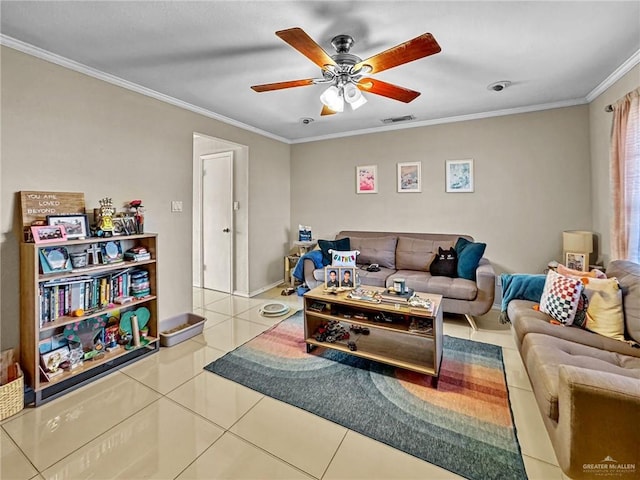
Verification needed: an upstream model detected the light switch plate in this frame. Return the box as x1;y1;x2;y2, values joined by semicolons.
171;201;183;212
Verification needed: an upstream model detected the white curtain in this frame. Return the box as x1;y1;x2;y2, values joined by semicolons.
610;88;640;262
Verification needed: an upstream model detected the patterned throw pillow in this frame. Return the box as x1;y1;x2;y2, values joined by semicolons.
539;270;584;325
328;249;359;267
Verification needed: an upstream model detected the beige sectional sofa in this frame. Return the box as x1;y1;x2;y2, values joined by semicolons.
507;260;640;479
302;230;495;329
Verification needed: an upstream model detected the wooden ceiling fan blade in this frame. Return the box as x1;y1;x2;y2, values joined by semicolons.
276;27;337;70
357;78;421;103
354;33;440;74
251;79;315;92
320;105;337;116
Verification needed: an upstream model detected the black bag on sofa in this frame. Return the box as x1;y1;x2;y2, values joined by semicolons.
430;247;458;278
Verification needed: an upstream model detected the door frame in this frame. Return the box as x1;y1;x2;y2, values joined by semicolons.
198;151;234;292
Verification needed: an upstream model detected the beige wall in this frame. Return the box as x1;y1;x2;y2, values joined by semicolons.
291;106;592;275
0;46;290;350
589;64;640;265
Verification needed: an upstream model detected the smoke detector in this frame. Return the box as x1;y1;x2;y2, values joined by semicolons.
301;117;314;125
487;81;512;92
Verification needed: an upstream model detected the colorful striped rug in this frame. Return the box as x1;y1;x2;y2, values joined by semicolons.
204;313;527;480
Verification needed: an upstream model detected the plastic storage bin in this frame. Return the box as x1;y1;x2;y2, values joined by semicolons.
159;313;206;347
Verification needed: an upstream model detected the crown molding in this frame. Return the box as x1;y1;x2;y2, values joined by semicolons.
0;34;291;144
290;98;588;144
586;48;640;103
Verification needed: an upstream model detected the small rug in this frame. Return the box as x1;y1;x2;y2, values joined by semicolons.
204;313;527;480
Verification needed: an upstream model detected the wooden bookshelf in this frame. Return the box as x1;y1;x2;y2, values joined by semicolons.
20;234;159;405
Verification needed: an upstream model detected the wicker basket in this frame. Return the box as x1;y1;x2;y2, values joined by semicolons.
0;374;24;420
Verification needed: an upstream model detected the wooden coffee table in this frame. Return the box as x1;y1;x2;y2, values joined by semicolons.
303;285;443;385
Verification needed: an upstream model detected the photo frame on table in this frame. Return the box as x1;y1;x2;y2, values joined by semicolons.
31;225;67;244
324;266;356;289
47;214;89;240
397;162;421;193
40;345;70;373
565;252;587;272
445;159;474;193
356;165;378;194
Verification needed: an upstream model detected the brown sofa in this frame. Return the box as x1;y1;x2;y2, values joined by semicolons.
302;231;495;329
507;260;640;479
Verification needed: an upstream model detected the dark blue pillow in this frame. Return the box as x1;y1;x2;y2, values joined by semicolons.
318;237;350;266
455;237;486;281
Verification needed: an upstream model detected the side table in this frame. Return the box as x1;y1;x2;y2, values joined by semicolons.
284;255;300;286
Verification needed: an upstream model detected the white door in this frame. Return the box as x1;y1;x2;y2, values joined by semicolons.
202;152;233;293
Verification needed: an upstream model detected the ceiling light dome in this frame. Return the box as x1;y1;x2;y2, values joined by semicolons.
320;85;344;112
344;83;367;110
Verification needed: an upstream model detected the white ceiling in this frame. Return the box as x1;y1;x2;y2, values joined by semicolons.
1;1;639;143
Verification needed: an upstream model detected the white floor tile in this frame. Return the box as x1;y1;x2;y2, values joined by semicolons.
203;296;262;316
502;347;533;391
41;398;224;480
120;339;225;394
230;397;347;478
190;317;271;352
167;372;263;429
323;430;459;479
176;433;313;480
1;427;38;480
2;373;160;471
523;455;564;479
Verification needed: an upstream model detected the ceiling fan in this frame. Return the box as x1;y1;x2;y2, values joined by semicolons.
251;27;441;116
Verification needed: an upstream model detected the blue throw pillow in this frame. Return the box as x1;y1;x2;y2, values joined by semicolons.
455;237;486;281
318;238;350;266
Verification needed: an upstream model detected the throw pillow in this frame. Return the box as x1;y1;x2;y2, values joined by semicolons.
328;249;359;267
318;238;350;266
583;277;625;341
539;270;584;325
557;264;607;279
348;236;398;269
454;237;486;281
430;247;458;278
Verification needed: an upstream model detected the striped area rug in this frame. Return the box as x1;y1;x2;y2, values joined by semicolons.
204;312;527;480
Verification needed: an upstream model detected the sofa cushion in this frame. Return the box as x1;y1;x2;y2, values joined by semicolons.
606;260;640;343
522;333;640;421
349;236;397;269
454;237;487;281
328;249;359;267
352;266;395;288
583;277;625;341
539;270;583;325
389;270;477;301
395;236;436;271
509;300;640;358
318;238;350;265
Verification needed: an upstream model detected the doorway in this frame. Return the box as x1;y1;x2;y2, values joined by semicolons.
201;152;233;292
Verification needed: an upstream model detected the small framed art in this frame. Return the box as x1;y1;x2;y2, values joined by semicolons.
446;159;474;193
356;165;378;194
397;162;421;193
112;216;136;236
565;252;587;272
101;240;124;264
47;214;89;240
31;225;67;244
39;246;72;273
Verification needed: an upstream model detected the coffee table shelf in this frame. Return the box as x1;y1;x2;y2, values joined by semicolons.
303;286;443;383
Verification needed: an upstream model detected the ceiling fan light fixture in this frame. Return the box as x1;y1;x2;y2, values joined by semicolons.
320;85;344;112
344;83;367;110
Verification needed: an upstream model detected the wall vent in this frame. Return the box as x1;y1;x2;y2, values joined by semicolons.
381;115;416;124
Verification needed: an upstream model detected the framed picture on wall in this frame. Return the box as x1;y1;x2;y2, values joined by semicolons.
445;159;474;193
397;162;421;193
356;165;378;194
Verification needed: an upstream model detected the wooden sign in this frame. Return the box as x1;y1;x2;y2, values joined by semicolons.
20;191;86;227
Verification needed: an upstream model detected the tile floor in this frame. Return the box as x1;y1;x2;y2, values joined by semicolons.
1;287;564;480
